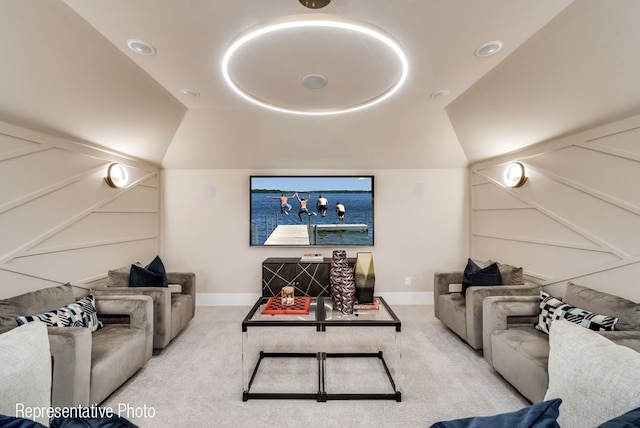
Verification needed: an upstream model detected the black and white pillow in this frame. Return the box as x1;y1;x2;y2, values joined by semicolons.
16;294;103;332
534;291;618;334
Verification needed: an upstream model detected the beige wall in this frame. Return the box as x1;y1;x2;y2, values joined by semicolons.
160;168;470;305
0;121;160;299
470;114;640;302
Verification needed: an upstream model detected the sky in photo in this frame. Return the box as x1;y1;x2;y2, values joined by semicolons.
251;176;372;192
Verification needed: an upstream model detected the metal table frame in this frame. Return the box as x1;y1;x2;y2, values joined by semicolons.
242;296;401;402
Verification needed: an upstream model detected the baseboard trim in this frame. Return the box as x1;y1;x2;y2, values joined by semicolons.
196;292;433;306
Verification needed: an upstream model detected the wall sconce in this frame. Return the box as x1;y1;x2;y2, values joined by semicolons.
104;163;129;188
503;161;528;188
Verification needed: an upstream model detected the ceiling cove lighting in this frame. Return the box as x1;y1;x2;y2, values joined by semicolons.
503;161;528;188
221;14;409;116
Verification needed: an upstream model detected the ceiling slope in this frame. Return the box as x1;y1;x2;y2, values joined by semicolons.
0;0;185;165
447;0;640;164
60;0;573;169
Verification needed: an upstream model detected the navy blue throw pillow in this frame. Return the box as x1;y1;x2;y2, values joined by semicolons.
0;414;47;428
430;398;562;428
50;415;139;428
461;259;502;296
146;256;168;287
129;256;168;288
597;406;640;427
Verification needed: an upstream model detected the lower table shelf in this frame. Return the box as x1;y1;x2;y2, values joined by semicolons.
242;351;402;402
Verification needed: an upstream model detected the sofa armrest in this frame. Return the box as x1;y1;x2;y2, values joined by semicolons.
92;286;171;349
465;283;541;349
95;295;154;361
167;272;196;315
482;295;540;365
47;327;92;407
434;271;463;319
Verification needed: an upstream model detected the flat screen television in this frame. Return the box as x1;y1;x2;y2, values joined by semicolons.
250;175;374;246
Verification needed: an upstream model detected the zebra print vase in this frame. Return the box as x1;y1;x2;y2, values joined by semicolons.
330;250;356;314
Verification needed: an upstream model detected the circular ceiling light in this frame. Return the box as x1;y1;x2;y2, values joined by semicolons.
475;40;503;57
127;39;156;56
104;163;129;188
221;14;409;116
503;161;528;188
299;0;331;9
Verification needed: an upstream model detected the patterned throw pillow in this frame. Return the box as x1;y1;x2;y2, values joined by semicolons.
16;294;103;332
534;291;618;334
15;310;63;327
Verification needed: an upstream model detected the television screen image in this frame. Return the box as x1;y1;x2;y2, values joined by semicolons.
250;176;374;246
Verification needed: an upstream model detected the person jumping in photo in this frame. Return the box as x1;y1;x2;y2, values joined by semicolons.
336;202;346;221
316;194;329;217
267;193;295;215
296;192;317;221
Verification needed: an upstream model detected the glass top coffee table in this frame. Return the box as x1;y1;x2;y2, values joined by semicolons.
242;296;401;402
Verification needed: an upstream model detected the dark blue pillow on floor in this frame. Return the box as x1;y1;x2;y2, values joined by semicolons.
597;406;640;427
461;259;502;296
50;415;139;428
430;398;562;428
0;414;47;428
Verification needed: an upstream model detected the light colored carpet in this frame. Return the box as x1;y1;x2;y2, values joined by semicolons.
103;305;529;427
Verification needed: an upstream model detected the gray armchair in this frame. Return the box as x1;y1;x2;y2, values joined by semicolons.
434;266;540;350
0;284;153;406
91;270;196;350
483;282;640;402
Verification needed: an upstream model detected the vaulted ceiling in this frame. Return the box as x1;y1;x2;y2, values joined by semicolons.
2;1;639;169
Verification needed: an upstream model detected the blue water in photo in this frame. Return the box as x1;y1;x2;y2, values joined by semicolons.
250;192;373;246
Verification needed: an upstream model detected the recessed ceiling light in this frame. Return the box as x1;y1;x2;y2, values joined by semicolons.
475;40;503;57
302;74;328;89
179;89;200;98
430;89;451;100
127;39;156;56
221;14;409;116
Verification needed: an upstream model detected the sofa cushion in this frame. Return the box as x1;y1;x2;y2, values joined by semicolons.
0;284;74;326
544;319;640;427
490;326;550;403
534;291;618;334
107;264;137;288
0;323;51;426
90;324;147;405
563;282;640;331
461;259;502;296
16;294;103;332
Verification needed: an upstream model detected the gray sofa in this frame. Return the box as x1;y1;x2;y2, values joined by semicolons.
434;265;541;350
90;269;196;350
0;284;153;407
483;282;640;403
